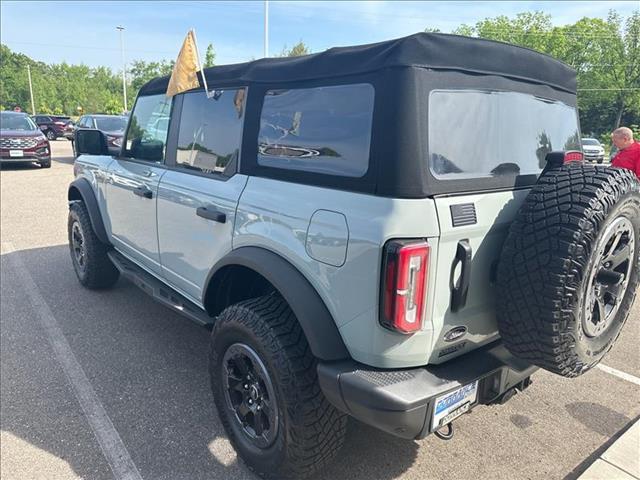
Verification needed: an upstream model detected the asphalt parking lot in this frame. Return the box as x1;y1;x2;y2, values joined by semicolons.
1;140;638;480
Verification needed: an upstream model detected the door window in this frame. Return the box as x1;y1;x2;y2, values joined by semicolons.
175;88;245;176
124;94;172;162
257;83;374;177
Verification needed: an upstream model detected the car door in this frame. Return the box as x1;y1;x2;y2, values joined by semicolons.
104;94;173;275
157;88;248;302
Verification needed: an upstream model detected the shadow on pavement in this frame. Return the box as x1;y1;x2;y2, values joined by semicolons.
1;245;418;480
0;162;44;170
565;401;631;437
563;414;639;480
52;156;76;165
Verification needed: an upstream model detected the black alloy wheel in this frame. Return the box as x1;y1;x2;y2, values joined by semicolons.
222;343;279;449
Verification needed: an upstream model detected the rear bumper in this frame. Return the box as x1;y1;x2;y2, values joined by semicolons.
318;340;537;439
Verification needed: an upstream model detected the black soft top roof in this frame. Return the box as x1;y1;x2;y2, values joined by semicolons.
139;32;576;96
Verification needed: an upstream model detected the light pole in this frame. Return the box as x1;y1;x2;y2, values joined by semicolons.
116;26;128;112
27;64;36;115
264;0;269;58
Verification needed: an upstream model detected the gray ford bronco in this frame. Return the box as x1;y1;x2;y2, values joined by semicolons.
68;33;639;479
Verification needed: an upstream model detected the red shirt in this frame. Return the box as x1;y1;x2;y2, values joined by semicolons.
611;141;640;178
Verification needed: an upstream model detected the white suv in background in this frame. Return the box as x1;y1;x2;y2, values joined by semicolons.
582;137;606;163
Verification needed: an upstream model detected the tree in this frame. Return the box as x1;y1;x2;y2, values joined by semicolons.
128;59;175;92
452;10;640;136
278;41;310;57
204;43;216;67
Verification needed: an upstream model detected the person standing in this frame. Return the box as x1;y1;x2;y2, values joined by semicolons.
610;127;640;178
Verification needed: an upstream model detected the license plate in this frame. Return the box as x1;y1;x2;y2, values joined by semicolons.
433;380;478;428
9;150;24;157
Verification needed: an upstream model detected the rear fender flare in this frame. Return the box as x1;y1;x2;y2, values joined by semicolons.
205;247;350;361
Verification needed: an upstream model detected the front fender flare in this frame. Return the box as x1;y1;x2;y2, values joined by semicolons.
206;247;350;361
67;178;110;245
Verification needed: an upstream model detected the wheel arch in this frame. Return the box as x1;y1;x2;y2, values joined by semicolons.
204;247;350;361
68;178;110;245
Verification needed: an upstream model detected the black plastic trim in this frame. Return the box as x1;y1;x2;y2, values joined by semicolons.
108;250;212;326
67;178;110;245
317;340;537;440
450;240;472;313
205;247;350;361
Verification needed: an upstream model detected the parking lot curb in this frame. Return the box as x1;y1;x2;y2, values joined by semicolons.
578;419;640;480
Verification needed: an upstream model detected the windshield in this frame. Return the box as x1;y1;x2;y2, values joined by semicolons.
0;113;38;131
95;117;127;132
582;138;600;146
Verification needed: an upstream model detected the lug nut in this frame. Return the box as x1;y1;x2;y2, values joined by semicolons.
248;399;253;405
244;384;249;389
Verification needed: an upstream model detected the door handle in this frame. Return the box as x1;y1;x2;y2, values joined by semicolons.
196;206;226;223
141;170;153;177
133;186;153;199
451;239;472;313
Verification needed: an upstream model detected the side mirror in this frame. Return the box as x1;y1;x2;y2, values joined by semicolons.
74;129;108;156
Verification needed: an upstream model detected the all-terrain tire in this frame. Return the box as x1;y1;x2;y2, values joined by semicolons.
68;201;119;289
209;294;347;479
497;164;640;377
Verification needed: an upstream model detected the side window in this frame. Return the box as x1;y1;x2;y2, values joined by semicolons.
428;90;580;179
257;83;374;177
175;88;245;176
124;94;172;162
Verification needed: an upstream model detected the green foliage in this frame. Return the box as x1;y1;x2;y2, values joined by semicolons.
0;44;187;115
278;41;311;57
128;59;174;93
204;43;216;67
453;10;640;137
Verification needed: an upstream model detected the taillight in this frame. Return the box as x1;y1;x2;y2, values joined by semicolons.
380;240;430;334
564;151;583;163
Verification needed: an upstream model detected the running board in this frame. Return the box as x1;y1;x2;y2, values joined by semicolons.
107;250;213;327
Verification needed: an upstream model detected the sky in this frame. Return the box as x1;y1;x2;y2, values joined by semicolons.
1;1;638;72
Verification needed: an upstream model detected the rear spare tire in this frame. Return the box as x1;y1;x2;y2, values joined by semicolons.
497;164;639;377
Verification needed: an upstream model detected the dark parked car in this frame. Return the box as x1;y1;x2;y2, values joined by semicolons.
62;120;77;140
72;114;128;155
0;111;51;168
33;115;72;140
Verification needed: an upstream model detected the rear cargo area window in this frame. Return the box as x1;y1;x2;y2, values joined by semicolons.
257;84;374;177
428;90;580;179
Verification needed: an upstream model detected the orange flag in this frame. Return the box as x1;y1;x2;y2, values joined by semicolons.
166;30;202;97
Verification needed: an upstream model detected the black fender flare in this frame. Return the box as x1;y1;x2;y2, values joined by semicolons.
206;247;350;361
67;178;110;245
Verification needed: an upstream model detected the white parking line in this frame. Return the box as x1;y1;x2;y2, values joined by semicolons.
596;364;640;387
2;242;143;480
